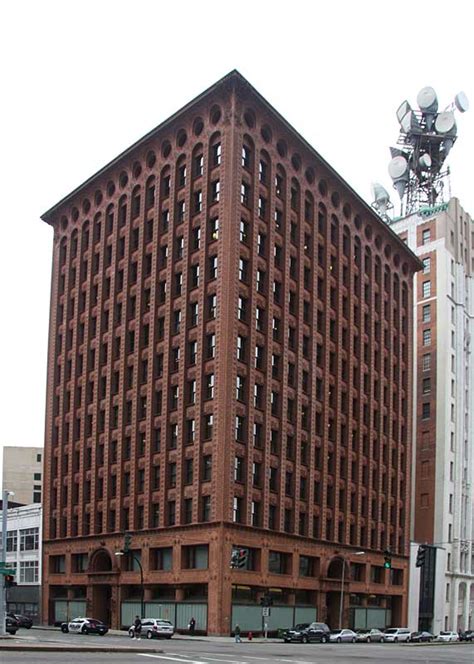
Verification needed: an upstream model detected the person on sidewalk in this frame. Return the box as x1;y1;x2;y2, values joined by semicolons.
234;624;241;643
188;617;196;635
133;615;142;639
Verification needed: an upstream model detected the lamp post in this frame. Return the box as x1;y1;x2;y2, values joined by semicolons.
339;551;365;629
115;550;144;619
1;491;15;637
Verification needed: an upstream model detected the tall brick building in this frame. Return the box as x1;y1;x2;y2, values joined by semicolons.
41;71;420;634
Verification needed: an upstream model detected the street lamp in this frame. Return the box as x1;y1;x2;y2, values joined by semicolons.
115;550;144;619
339;551;365;629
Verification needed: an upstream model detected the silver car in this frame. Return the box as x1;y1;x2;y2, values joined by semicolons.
356;628;385;643
329;628;358;643
128;618;174;639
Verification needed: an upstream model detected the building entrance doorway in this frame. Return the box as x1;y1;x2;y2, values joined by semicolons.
92;585;112;626
326;591;342;629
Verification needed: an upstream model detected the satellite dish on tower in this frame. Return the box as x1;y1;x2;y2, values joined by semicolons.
435;111;456;135
455;91;469;113
388;156;409;199
371;182;392;220
417;86;438;130
419;154;432;170
396;100;411;124
417;87;438;113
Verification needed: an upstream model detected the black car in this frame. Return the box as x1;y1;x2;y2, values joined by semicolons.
410;631;434;642
7;613;33;629
283;622;331;643
60;617;108;635
459;630;474;641
6;615;19;635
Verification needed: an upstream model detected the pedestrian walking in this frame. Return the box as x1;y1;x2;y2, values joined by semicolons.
234;624;241;643
188;616;196;635
133;615;142;639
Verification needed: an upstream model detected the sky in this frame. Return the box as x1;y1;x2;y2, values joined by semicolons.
0;0;472;463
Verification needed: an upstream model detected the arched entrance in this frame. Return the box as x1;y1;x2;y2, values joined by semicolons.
87;548;117;626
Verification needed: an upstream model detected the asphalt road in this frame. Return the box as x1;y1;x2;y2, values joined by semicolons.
2;628;473;664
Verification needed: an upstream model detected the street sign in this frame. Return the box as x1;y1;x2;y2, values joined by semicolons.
262;607;270;617
0;563;15;576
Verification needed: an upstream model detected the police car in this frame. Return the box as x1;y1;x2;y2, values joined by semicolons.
60;617;108;635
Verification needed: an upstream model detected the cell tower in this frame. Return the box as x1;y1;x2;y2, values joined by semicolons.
372;87;469;219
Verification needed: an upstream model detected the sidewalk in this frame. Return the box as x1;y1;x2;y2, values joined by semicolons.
32;625;280;642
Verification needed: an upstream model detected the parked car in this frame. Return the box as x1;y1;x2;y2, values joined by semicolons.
410;631;434;642
127;618;174;639
7;613;33;629
436;631;459;642
459;630;474;641
60;617;108;635
329;628;358;643
383;627;411;642
5;615;19;635
282;622;331;643
355;628;385;643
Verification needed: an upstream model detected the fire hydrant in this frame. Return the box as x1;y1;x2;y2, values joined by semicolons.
248;631;253;641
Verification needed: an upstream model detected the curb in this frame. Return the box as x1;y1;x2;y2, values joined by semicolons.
0;645;165;653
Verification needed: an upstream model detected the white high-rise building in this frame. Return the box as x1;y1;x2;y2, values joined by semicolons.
391;197;474;632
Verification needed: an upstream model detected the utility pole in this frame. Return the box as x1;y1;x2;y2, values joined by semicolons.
1;490;14;637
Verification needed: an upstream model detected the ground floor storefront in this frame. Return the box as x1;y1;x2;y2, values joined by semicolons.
43;525;408;634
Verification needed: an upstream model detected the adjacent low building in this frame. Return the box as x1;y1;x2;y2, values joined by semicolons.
2;503;42;623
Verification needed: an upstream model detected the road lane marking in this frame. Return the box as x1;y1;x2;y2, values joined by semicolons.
139;656;215;664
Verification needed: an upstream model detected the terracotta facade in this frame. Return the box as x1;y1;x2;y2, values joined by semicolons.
41;71;419;633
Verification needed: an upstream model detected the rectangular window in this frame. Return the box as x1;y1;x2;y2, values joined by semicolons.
422;257;431;273
20;560;39;584
422;353;431;371
210;180;220;202
422;402;431;419
268;550;290;574
6;530;17;552
20;528;39;551
152;547;173;571
423;329;431;346
203;455;212;481
422;228;431;245
241;182;250;207
422;304;431;322
239;219;249;244
422;281;431;298
183;544;208;569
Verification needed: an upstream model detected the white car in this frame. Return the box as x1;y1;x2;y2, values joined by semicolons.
436;631;459;642
128;618;174;639
60;617;108;635
383;627;411;642
329;628;358;643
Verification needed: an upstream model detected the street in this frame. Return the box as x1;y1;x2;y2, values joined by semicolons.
0;628;472;663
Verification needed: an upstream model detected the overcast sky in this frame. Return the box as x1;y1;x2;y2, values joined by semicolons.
1;0;472;465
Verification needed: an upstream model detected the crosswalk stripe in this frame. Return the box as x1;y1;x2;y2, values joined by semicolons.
139;656;205;663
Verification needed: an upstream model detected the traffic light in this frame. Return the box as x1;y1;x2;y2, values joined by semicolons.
230;548;248;569
230;549;239;568
416;545;427;568
383;549;392;569
4;574;17;588
260;592;273;607
123;532;132;553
